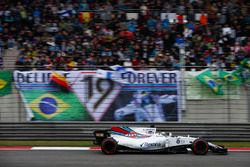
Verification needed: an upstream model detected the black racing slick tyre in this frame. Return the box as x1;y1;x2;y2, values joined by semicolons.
101;138;117;155
192;139;209;155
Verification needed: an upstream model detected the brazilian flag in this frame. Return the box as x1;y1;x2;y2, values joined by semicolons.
241;58;250;69
218;70;242;85
235;58;250;84
22;90;92;121
0;70;12;96
196;69;223;95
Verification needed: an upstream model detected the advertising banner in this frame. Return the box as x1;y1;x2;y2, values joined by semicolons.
14;70;181;122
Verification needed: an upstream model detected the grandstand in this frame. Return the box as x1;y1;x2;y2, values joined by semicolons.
0;0;248;70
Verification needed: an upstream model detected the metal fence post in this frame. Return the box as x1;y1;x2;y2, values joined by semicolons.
247;85;250;122
18;84;22;122
178;44;186;116
227;81;231;123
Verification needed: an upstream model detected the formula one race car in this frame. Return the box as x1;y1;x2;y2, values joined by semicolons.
93;126;227;155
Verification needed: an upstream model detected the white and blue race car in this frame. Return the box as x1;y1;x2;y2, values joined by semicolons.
94;126;227;155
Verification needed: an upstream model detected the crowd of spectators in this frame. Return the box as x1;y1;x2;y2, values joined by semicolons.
0;0;249;70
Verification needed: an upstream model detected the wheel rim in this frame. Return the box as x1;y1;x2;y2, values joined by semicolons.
194;140;208;155
102;140;116;154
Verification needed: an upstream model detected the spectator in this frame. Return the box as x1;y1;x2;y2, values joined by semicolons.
0;0;247;71
199;12;208;26
162;15;170;30
127;19;137;33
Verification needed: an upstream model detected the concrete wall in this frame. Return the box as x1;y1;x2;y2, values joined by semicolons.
183;86;250;123
0;48;26;122
0;83;26;122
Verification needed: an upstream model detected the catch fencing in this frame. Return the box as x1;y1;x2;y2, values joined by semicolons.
0;67;249;123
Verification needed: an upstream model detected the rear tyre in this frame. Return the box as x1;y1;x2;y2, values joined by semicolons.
192;139;209;155
101;138;117;155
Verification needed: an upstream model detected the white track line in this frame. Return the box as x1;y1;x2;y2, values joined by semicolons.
31;147;91;150
1;147;250;151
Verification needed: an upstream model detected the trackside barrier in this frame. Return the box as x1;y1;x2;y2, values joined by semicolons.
0;122;250;141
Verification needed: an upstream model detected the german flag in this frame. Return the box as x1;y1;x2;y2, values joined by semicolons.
50;72;71;91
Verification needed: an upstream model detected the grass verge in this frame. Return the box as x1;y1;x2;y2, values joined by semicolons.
0;141;250;148
213;141;250;148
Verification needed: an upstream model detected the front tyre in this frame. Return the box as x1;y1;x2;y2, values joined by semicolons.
101;138;117;155
192;139;209;155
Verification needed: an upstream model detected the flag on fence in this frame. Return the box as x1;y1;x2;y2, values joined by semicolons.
23;91;91;121
0;70;12;96
218;70;242;85
96;69;113;79
196;69;223;95
233;58;250;84
241;58;250;69
109;65;126;72
50;72;71;91
98;65;130;79
109;65;134;72
96;66;134;83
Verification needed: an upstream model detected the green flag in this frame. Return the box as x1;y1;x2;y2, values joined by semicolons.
0;70;12;96
22;90;92;121
241;58;250;69
218;70;242;85
196;69;223;95
235;58;250;84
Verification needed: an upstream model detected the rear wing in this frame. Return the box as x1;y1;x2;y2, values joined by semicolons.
93;129;110;145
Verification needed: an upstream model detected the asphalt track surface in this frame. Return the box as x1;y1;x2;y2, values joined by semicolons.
0;150;250;167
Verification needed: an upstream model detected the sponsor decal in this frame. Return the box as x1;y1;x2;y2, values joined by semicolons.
143;128;156;135
176;138;185;144
176;138;181;144
140;142;161;147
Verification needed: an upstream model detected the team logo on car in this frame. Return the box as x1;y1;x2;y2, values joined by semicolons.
140;142;161;147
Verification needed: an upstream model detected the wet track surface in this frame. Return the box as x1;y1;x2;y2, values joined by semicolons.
0;150;250;167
